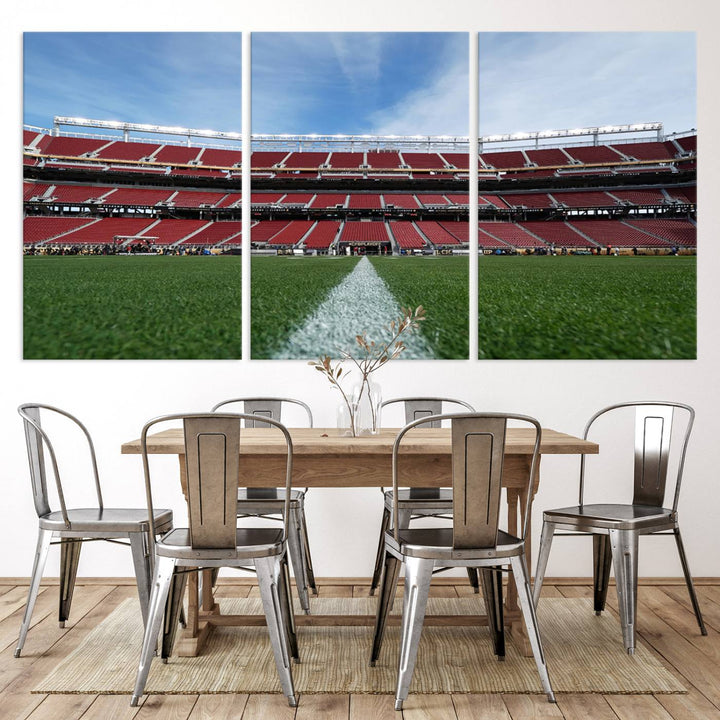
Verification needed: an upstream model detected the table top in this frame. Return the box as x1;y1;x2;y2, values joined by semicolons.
121;427;598;457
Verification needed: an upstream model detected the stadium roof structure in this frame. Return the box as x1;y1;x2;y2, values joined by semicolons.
49;117;686;154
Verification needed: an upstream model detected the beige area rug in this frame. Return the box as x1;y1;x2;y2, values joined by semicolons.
34;597;685;695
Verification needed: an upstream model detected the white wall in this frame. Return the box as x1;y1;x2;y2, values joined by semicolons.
2;0;718;581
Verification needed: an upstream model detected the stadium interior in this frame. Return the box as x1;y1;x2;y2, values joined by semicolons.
23;119;696;256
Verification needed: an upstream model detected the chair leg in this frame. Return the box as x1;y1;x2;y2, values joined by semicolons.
131;555;176;706
370;550;401;665
161;570;188;661
286;507;311;614
277;551;299;662
369;506;391;596
15;528;52;658
297;502;317;596
532;520;556;607
129;532;152;628
466;568;480;594
480;567;505;659
593;534;613;615
608;529;639;655
255;555;297;707
673;527;707;636
510;554;556;703
394;556;434;711
58;538;83;628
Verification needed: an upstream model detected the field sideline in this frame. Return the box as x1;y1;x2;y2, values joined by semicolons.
23;254;695;360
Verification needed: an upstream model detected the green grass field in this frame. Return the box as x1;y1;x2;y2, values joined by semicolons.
24;255;242;359
251;256;360;358
250;255;468;359
24;254;696;361
478;255;696;359
369;256;469;359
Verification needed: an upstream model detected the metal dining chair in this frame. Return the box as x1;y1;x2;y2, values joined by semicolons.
15;403;173;658
212;397;316;613
370;412;555;710
131;412;298;707
533;401;706;655
370;397;479;595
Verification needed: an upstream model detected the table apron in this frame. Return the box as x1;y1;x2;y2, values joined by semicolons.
235;453;533;489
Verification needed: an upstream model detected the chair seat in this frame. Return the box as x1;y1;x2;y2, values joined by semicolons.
156;527;284;560
237;488;305;515
385;527;523;560
384;488;453;511
544;503;675;531
39;507;173;533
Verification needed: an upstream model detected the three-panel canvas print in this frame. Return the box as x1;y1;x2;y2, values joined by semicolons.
23;32;696;360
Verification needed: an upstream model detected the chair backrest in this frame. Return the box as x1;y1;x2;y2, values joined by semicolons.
392;412;541;548
382;399;477;498
141;412;294;549
580;401;694;511
211;398;313;428
18;403;103;526
381;397;475;428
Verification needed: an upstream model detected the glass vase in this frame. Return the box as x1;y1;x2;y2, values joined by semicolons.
353;380;382;436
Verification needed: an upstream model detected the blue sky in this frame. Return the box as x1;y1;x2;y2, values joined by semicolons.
23;33;242;133
252;33;468;136
479;33;696;137
22;32;695;140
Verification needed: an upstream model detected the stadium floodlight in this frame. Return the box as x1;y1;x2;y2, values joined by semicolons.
53;116;245;144
479;122;664;146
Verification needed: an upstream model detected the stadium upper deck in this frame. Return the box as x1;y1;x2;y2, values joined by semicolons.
22;118;696;254
23;119;695;184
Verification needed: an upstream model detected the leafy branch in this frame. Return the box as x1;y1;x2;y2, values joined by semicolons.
309;306;425;435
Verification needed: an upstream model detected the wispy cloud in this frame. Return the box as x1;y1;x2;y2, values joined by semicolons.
24;33;242;131
370;38;468;136
479;32;695;136
252;32;467;136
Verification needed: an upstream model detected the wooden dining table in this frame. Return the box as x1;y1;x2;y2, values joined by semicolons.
122;426;598;657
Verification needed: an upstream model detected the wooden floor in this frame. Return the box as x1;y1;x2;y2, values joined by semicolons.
1;578;719;720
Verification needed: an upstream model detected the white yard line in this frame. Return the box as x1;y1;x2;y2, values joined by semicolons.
273;256;434;359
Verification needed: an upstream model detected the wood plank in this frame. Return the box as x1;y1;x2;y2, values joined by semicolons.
214;585;252;599
295;694;349;720
452;693;511;719
350;694;396;720
641;587;719;661
601;589;720;709
605;695;673;720
0;587;47;625
317;586;353;599
427;584;460;598
25;693;96;720
500;695;563;719
82;694;147;720
240;694;296;720
402;694;457;720
655;687;720;719
188;694;249;720
134;695;199;720
123;427;597;457
0;586;129;720
0;589;52;652
556;694;619;719
664;585;720;633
